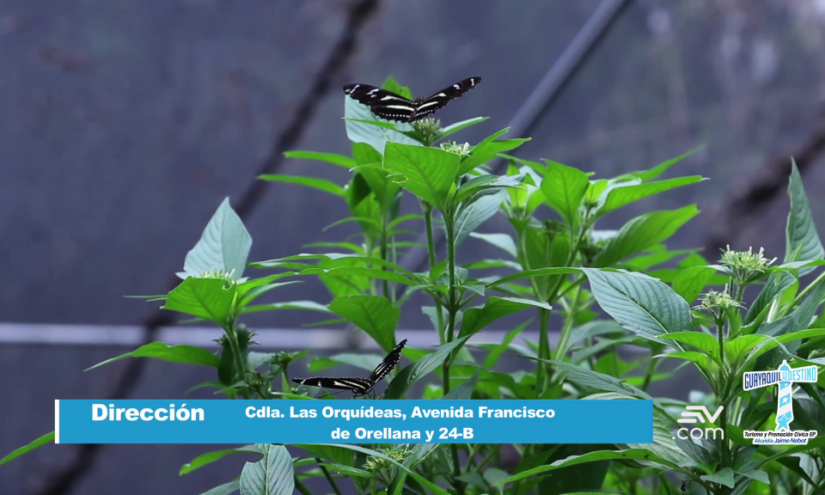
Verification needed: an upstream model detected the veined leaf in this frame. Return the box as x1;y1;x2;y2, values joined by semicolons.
179;197;252;280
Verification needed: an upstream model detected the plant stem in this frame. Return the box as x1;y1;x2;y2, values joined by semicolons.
315;459;344;495
294;475;313;495
422;201;446;343
444;214;464;495
716;319;729;474
225;322;250;400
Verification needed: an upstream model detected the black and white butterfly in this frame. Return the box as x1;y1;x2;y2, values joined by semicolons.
292;339;407;397
343;77;481;123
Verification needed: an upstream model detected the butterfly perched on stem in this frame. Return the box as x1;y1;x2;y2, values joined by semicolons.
292;339;407;397
343;77;481;123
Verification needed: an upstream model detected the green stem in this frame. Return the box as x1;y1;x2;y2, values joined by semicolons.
225;322;250;400
535;308;550;398
294;475;313;495
380;215;391;300
791;269;825;306
423;201;446;343
316;459;343;495
444;214;464;495
716;319;729;472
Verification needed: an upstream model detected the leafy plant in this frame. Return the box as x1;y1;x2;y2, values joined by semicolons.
3;76;824;495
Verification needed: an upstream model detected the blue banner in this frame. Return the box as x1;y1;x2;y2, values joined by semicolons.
55;399;653;444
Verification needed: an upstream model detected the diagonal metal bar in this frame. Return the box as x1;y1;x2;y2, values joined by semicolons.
395;0;633;283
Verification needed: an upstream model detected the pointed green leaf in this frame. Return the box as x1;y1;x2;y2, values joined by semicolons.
436;117;489;141
164;277;238;324
239;444;293;495
199;481;240;495
540;161;590;227
454;190;506;247
85;342;219;371
384;143;460;211
181;446;263;475
180;197;252;280
744;271;797;326
581;269;693;341
328;295;399;353
672;266;721;304
0;431;54;467
700;467;735;488
283;150;355;169
259;175;345;196
785;159;825;275
626;147;703;182
460;297;551;338
593;206;699;267
384;337;470;399
597;177;704;216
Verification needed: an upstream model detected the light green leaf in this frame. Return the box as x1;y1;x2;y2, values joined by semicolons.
454;191;507;247
443;370;480;400
744;271;797;327
460;297;551;338
384;337;470;399
581;269;693;341
597;176;704;216
657;332;720;363
328;295;399;353
344;79;418;154
164;277;238;325
85;342;219;371
672;266;724;304
384;143;460;211
181;446;262;475
283;150;355;169
593;206;699;267
700;467;735;488
469;233;518;259
458;128;530;175
239;444;293;495
495;449;681;485
258;175;345;196
540;161;590;227
437;117;489;141
0;431;54;467
785;159;825;276
200;481;240;495
180;197;251;280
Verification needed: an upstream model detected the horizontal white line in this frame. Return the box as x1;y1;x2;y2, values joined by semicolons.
0;323;554;350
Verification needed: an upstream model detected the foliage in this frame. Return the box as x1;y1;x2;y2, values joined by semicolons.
3;76;825;495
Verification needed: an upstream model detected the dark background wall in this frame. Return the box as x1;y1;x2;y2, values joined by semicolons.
2;0;825;493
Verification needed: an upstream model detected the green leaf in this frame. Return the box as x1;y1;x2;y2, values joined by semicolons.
744;271;797;327
384;337;470;399
179;197;252;280
200;481;240;495
458;129;530;175
785;159;825;275
239;444;293;495
328;295;399;353
295;444;356;467
700;467;735;488
181;446;262;475
597;176;704;216
454;191;507;247
85;342;219;371
535;359;652;399
460;297;551;338
672;266;724;304
540;161;590;227
283;150;354;169
469;233;518;258
258;174;345;196
383;143;460;211
495;449;682;485
581;269;693;341
164;277;238;325
314;443;451;495
436;117;489;141
593;206;700;267
657;332;720;363
443;370;479;400
309;353;383;373
0;431;54;467
627;147;703;182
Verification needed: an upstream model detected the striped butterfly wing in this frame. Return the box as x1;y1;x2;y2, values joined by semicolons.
409;77;482;122
369;339;408;384
342;84;417;123
292;377;374;395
